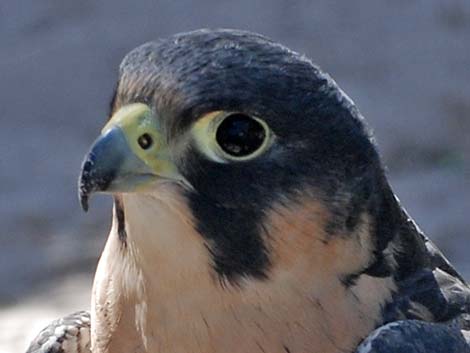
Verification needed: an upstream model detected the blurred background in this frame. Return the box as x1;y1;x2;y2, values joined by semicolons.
1;0;469;351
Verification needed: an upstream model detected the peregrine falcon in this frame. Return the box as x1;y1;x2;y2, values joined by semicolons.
26;29;470;353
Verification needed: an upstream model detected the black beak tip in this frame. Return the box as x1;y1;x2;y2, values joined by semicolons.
78;149;115;212
79;189;89;212
78;155;95;213
78;173;91;212
78;129;124;212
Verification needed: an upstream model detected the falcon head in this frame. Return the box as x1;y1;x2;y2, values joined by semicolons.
79;29;399;285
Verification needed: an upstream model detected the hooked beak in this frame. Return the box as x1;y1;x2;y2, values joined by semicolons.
78;103;184;211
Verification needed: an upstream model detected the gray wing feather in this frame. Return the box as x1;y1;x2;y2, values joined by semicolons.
25;311;91;353
356;318;470;353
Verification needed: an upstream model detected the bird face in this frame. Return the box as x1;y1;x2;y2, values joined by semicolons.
79;105;274;204
79;29;386;284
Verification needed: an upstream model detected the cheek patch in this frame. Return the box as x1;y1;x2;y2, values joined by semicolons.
262;196;375;286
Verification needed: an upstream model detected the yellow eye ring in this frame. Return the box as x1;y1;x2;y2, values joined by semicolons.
192;111;274;162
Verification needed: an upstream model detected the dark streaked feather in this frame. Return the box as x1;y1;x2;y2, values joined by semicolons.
382;205;470;324
356;319;470;353
25;311;91;353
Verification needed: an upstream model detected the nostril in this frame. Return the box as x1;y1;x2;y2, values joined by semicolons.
137;133;153;150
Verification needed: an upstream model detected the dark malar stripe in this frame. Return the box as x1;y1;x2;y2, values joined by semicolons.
114;196;127;245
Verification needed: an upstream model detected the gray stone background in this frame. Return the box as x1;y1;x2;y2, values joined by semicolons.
0;0;469;351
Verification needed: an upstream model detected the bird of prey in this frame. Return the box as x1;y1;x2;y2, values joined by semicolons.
26;29;470;353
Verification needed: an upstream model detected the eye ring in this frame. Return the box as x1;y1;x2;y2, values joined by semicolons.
213;113;272;161
192;111;274;162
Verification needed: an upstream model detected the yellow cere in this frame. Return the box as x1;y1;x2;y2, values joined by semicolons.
102;103;180;180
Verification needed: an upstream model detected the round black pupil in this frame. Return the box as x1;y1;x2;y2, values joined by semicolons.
138;133;153;150
216;114;266;157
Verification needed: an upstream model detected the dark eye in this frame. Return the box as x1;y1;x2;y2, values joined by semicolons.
215;114;267;158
